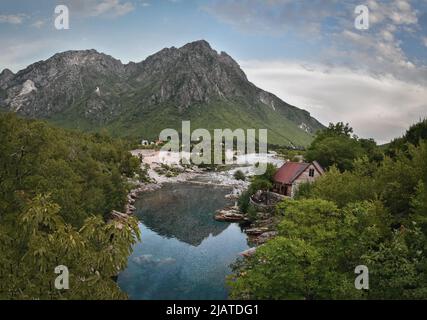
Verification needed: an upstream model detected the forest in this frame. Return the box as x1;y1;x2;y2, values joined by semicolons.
0;113;142;299
229;120;427;299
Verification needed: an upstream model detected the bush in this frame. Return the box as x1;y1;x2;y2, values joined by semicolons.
247;205;258;221
238;190;251;213
233;170;246;181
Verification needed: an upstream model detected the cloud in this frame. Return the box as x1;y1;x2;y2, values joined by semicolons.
91;0;135;17
204;0;427;84
203;0;345;36
0;39;53;72
240;60;427;143
0;14;26;24
31;20;46;29
66;0;135;18
423;37;427;47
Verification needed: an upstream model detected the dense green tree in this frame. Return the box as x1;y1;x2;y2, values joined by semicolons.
0;195;140;300
229;199;392;299
230;121;427;299
410;181;427;235
0;113;144;299
305;122;381;172
387;118;427;157
362;228;427;299
238;163;277;211
0;113;143;226
233;170;246;181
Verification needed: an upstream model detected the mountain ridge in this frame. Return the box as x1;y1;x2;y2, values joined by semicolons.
0;40;324;146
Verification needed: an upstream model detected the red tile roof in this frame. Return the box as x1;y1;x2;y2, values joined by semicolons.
273;162;310;184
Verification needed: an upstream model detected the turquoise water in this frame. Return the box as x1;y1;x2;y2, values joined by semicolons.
117;183;250;300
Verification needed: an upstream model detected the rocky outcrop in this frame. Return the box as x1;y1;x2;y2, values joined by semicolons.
0;69;14;89
214;207;249;222
110;182;161;221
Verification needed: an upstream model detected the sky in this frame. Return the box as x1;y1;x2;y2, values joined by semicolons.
1;0;427;143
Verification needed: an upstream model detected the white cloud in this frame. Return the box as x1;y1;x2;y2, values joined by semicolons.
0;14;26;24
241;60;427;143
65;0;135;18
204;0;425;83
423;37;427;47
91;0;135;17
0;39;54;72
31;20;46;29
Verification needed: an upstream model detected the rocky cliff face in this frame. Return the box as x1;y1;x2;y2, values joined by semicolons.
0;40;324;146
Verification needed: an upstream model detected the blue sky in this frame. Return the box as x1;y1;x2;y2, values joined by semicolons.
1;0;427;142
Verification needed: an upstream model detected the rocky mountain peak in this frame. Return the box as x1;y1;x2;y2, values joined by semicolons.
0;40;324;145
129;40;251;109
1;68;14;77
181;39;213;52
0;68;15;89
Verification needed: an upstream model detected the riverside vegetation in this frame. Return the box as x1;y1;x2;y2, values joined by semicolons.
0;113;144;299
229;120;427;300
2;111;426;300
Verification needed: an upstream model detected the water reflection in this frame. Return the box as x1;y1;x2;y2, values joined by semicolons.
118;183;250;300
135;183;232;246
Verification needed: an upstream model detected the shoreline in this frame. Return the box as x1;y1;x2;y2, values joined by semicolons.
115;149;283;254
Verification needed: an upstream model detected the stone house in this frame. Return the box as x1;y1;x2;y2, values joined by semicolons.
273;161;324;198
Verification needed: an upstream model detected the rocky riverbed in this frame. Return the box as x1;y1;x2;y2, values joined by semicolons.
115;149;285;250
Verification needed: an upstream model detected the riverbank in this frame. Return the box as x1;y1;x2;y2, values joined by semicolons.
117;182;249;300
119;149;285;251
115;149;286;299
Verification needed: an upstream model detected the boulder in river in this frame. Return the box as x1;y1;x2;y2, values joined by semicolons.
240;247;257;257
245;227;269;236
214;207;249;222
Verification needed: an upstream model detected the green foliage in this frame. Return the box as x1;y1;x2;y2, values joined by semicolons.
228;237;327;300
293;181;314;199
250;179;272;194
387;118;427;156
260;163;278;183
0;113;144;299
238;190;251;214
361;228;427;299
303;142;426;223
305;122;382;172
0;195;140;300
51;99;320;147
233;170;246;181
0;113;144;226
237;163;277;212
410;181;427;234
230;120;427;300
303;165;377;207
229;197;425;300
247;163;277;194
246;205;258;222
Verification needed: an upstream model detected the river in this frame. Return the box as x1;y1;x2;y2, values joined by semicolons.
117;182;250;300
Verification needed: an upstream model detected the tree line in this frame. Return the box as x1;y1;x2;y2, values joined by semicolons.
229;120;427;299
0;113;144;299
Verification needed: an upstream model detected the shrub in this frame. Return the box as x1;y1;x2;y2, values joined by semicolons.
233;170;246;181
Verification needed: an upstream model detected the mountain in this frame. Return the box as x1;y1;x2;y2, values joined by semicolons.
0;40;324;146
